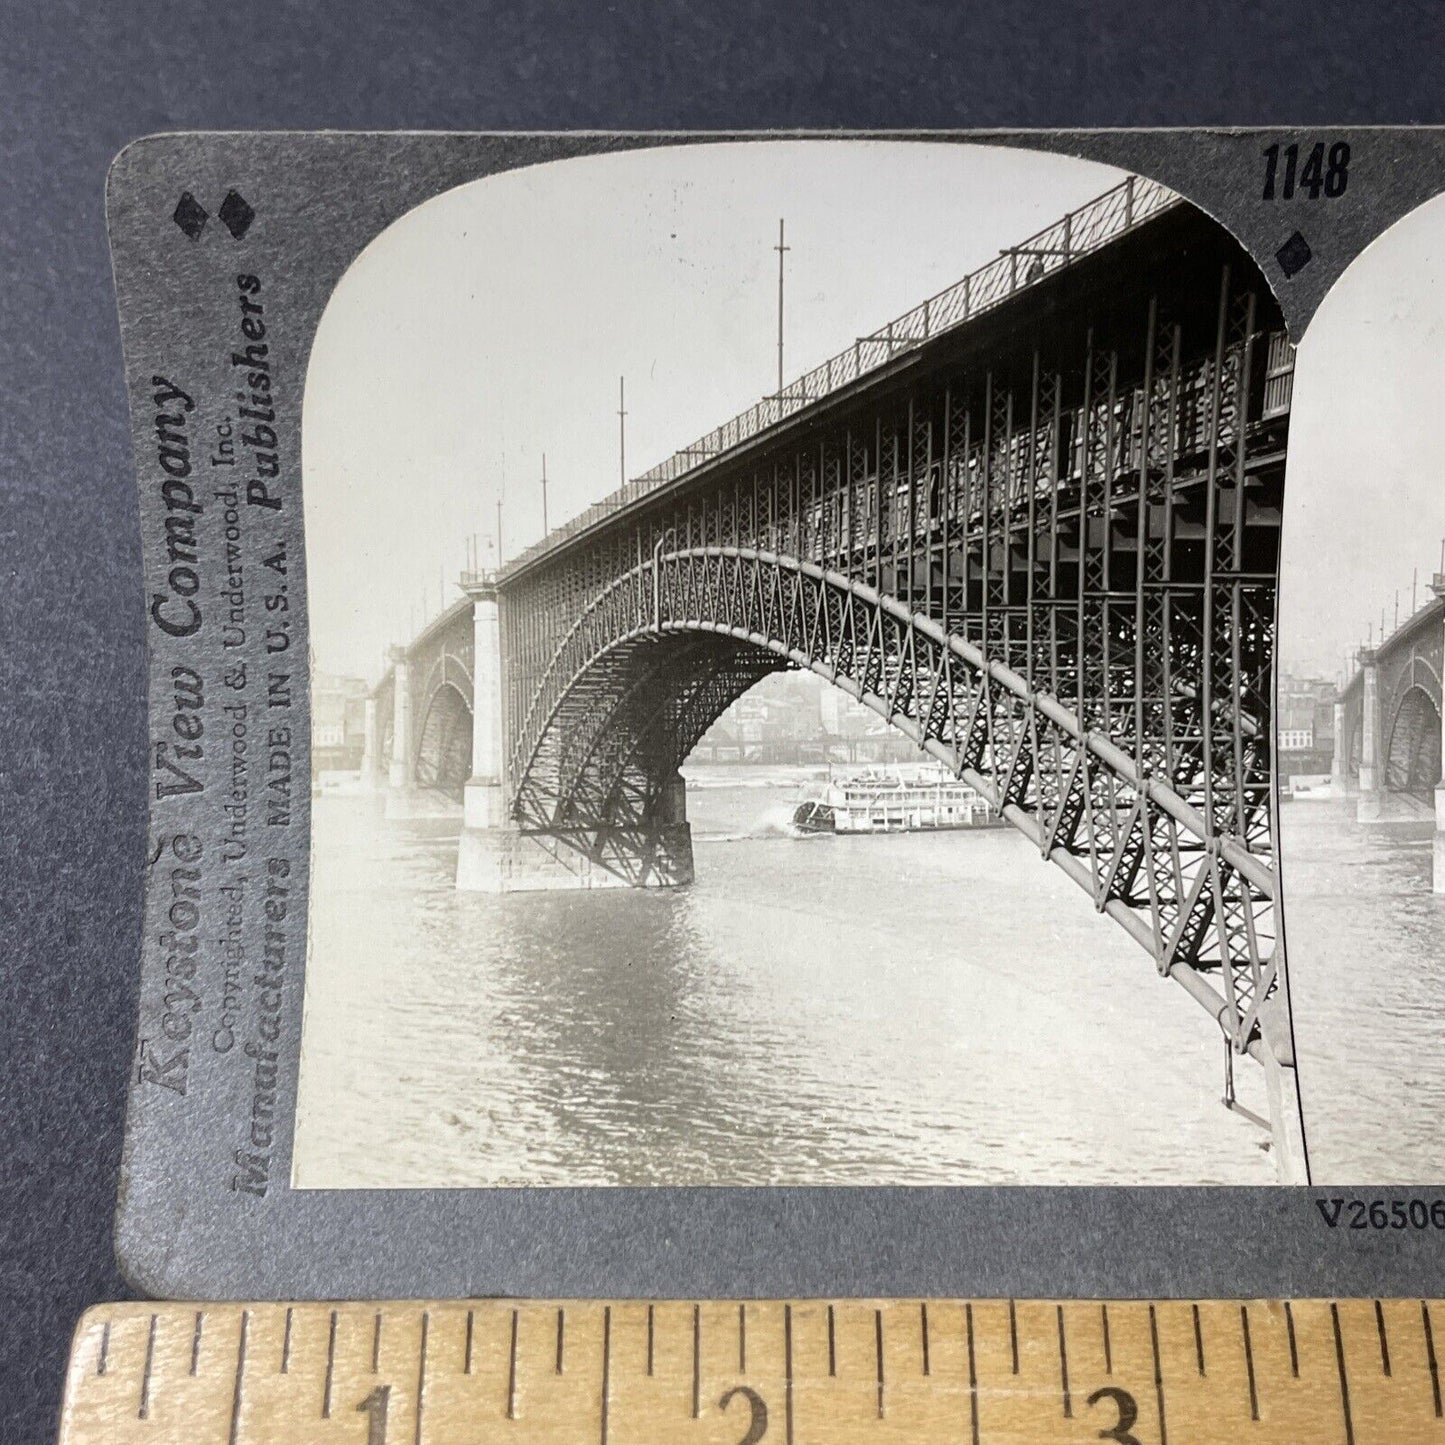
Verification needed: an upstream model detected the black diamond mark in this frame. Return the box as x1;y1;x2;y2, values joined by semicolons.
172;192;208;241
1275;230;1313;279
219;190;255;240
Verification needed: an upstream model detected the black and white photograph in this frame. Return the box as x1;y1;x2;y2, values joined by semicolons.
9;5;1445;1429
1276;188;1445;1183
291;140;1305;1189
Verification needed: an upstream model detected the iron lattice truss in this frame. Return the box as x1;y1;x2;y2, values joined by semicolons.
516;632;784;884
412;643;475;798
496;212;1290;1061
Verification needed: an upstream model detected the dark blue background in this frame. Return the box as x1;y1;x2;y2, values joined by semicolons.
3;4;1442;1439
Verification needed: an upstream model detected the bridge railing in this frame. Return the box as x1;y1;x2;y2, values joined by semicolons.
501;173;1180;580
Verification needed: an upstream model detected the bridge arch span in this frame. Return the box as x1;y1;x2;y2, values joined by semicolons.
412;645;475;799
1385;652;1443;728
517;629;783;833
1336;603;1445;806
1386;683;1443;797
366;599;476;795
415;678;474;798
512;545;1275;1056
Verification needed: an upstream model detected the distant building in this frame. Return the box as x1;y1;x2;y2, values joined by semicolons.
1278;672;1336;778
313;672;370;772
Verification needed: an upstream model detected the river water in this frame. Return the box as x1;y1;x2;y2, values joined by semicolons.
294;767;1281;1188
1281;796;1445;1183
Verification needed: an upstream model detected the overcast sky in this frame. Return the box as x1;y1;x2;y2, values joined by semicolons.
1279;190;1445;684
302;141;1129;680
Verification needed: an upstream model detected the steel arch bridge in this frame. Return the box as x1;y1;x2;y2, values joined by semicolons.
368;175;1303;1167
1337;587;1445;805
372;599;477;799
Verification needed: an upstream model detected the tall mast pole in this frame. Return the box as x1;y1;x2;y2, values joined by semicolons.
618;376;627;486
775;218;789;397
540;452;549;535
496;481;504;568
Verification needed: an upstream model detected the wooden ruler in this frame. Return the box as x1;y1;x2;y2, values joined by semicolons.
58;1299;1445;1443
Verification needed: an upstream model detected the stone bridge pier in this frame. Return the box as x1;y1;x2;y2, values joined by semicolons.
387;645;413;791
357;695;383;788
1356;647;1382;823
455;577;692;891
462;582;505;835
380;643;456;822
1330;699;1346;794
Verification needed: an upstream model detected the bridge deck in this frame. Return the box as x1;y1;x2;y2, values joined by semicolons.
500;174;1180;584
1339;593;1445;703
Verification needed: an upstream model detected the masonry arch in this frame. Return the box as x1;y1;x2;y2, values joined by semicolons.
415;680;474;798
1385;684;1443;797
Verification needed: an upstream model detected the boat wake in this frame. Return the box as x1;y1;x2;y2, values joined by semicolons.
698;804;810;843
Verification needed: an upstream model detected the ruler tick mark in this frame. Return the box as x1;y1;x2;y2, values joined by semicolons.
920;1302;931;1376
1149;1304;1168;1445
827;1304;836;1377
1101;1304;1112;1375
1009;1300;1019;1375
692;1303;701;1419
190;1310;204;1376
1375;1299;1391;1375
96;1320;110;1376
280;1306;293;1374
415;1311;430;1445
228;1310;250;1445
1241;1305;1258;1421
1423;1300;1442;1417
372;1311;383;1374
739;1303;746;1373
1332;1303;1355;1445
138;1313;158;1419
463;1310;472;1376
1057;1306;1072;1418
600;1306;611;1445
1285;1301;1299;1377
1192;1302;1205;1375
507;1308;518;1420
965;1303;980;1445
557;1307;566;1375
323;1309;338;1418
646;1305;654;1377
875;1308;885;1418
784;1303;795;1445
